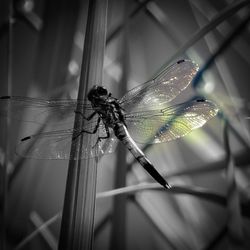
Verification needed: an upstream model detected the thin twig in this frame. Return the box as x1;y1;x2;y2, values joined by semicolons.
15;212;62;250
14;182;227;250
106;0;152;44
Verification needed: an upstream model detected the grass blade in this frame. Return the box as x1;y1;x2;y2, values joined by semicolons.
153;0;250;78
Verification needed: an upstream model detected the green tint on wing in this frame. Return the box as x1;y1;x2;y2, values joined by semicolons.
124;99;219;144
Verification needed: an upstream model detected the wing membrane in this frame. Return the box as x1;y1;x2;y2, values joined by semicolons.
125;98;218;144
0;96;92;125
1;60;218;159
16;119;118;159
119;60;199;111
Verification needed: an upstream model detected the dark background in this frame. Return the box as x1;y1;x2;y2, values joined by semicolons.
0;0;250;249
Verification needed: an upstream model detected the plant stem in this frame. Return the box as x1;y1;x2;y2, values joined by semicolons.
58;0;108;249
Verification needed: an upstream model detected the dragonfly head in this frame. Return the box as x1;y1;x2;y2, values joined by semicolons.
88;85;109;103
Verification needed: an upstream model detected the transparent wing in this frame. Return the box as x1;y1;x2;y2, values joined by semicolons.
0;96;92;125
16;118;119;159
125;98;219;144
0;96;119;158
119;59;199;111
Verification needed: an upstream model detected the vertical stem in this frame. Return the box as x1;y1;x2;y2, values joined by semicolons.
224;121;243;243
58;0;108;249
110;147;127;250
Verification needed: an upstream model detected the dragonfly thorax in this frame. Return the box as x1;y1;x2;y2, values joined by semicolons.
87;85;126;128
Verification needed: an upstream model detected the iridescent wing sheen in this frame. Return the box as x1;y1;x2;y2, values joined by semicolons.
119;59;199;112
0;96;92;125
1;60;217;159
124;98;219;144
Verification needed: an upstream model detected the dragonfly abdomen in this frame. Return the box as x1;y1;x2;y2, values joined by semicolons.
113;123;170;189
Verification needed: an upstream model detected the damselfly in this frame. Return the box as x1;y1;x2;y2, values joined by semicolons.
0;59;219;189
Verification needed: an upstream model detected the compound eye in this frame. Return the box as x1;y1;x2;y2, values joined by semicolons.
97;86;108;95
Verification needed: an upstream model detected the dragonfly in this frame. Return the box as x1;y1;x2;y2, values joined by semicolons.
0;59;218;189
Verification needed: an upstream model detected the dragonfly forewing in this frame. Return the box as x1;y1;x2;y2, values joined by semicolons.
119;60;199;112
0;96;92;125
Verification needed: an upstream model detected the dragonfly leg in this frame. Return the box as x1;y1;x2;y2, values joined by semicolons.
92;125;110;148
72;116;101;141
74;110;97;120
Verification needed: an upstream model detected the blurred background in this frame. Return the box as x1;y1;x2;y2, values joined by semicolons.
0;0;250;249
